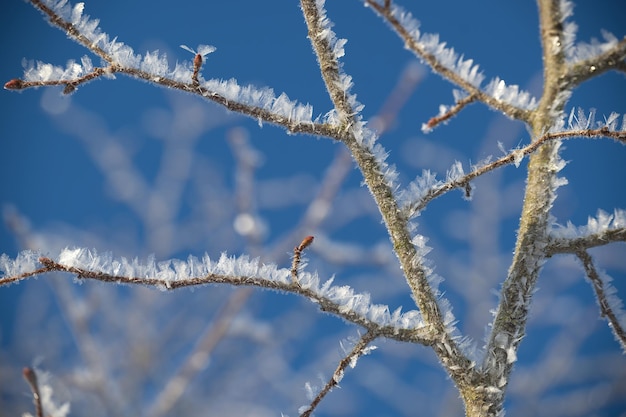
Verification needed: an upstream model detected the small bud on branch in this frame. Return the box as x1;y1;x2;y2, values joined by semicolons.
4;78;25;90
291;235;314;284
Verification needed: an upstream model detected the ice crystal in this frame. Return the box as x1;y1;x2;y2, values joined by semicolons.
550;209;626;239
484;77;538;110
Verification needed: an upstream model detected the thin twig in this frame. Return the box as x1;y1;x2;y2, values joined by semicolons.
423;93;477;132
576;250;626;351
546;227;626;256
23;367;43;417
291;235;315;283
404;127;626;217
299;331;377;417
563;37;626;87
365;0;532;122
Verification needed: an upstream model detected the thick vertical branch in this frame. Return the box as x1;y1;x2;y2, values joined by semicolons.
484;1;570;414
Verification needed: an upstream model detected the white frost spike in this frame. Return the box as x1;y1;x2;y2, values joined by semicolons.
484;77;537;109
304;381;316;401
70;2;84;24
180;44;217;57
550;208;626;239
399;169;443;211
446;160;465;182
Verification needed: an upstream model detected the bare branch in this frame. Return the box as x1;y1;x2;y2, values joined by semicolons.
422;93;477;133
292;235;315;283
299;331;378;417
576;250;626;352
22;367;43;417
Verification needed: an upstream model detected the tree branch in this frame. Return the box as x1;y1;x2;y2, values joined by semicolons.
301;0;479;398
547;227;626;256
365;0;533;122
4;0;341;140
299;331;377;417
576;250;626;352
0;253;432;345
563;37;626;87
403;127;626;218
22;367;43;417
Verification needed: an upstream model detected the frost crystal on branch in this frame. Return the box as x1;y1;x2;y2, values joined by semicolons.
0;248;426;332
483;77;538;110
558;0;620;63
550;209;626;239
23;56;94;82
550;107;626;133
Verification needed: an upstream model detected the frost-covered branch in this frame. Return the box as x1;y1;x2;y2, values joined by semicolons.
558;0;626;86
547;209;626;255
563;36;626;87
401;124;626;218
302;0;480;402
422;91;477;133
479;1;572;413
4;0;338;138
576;250;626;352
0;249;432;345
364;0;534;122
299;331;377;417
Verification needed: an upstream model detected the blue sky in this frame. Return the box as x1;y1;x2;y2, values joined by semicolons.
1;1;625;416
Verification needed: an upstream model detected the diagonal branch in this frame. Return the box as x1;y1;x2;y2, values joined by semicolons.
5;0;340;140
547;228;626;256
576;250;626;352
365;0;533;122
301;0;479;397
299;331;378;417
403;127;626;217
563;37;626;87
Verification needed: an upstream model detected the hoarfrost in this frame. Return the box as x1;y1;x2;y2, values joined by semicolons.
1;248;427;331
484;77;538;110
550;209;626;239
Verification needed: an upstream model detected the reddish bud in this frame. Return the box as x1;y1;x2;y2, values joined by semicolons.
4;78;25;90
194;53;203;69
297;235;314;252
22;367;38;386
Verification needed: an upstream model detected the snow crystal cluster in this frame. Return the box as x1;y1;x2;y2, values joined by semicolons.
559;0;620;63
550;107;626;133
23;56;94;83
484;77;537;110
550;209;626;239
202;79;315;124
398;160;469;216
